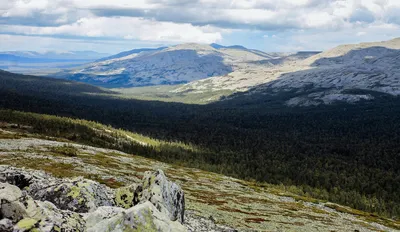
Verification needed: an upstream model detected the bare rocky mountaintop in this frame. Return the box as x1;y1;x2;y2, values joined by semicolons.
58;38;400;107
177;38;400;106
54;43;305;88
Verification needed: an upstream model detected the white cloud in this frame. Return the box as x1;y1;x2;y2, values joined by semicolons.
3;0;400;30
267;22;400;52
1;0;400;51
357;31;366;36
0;17;222;43
0;34;166;53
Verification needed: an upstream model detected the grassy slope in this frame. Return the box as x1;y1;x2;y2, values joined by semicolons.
111;85;234;104
0;115;399;231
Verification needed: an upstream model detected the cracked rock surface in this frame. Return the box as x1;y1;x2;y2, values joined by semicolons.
0;166;188;232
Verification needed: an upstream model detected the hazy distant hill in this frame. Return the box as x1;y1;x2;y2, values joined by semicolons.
0;50;109;63
0;50;110;75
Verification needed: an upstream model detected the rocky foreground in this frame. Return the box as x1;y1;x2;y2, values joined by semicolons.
0;166;214;232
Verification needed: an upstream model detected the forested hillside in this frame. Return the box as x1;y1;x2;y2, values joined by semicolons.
1;70;399;218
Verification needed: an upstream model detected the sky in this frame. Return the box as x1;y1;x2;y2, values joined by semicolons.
1;0;400;53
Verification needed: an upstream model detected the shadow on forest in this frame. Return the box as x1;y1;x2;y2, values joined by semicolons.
0;70;117;95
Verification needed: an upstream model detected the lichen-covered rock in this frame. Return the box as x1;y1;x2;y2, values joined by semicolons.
14;218;39;231
114;183;142;209
86;201;187;232
0;183;38;223
0;166;114;213
0;182;85;232
0;218;13;232
29;177;114;213
0;166;188;231
0;166;50;190
140;170;185;223
19;201;86;232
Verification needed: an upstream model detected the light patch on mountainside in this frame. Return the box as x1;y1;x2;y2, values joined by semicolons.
111;85;234;104
173;51;319;93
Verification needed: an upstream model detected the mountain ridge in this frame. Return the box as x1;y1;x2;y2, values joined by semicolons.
174;38;400;106
53;43;287;87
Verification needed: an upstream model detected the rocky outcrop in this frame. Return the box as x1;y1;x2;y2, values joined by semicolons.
86;202;186;232
29;177;114;213
0;218;13;232
0;166;114;213
113;170;185;224
0;182;85;231
140;170;185;223
0;165;187;232
114;183;142;209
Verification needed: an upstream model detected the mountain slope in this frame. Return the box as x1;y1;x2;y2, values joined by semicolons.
172;51;320;94
0;111;398;231
172;38;400;106
225;38;400;106
54;43;286;87
95;47;166;62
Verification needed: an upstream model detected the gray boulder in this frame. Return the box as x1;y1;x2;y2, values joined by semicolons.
86;201;187;232
29;177;115;213
0;218;13;232
114;183;142;209
12;201;86;232
140;170;185;223
0;166;114;213
0;166;188;231
113;169;185;223
0;182;85;232
0;166;45;190
0;183;37;223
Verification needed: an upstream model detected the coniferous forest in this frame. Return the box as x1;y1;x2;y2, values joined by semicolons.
0;70;399;218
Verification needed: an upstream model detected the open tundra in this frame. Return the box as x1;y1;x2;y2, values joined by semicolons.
0;118;399;231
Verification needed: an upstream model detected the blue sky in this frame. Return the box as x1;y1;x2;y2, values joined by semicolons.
1;0;400;54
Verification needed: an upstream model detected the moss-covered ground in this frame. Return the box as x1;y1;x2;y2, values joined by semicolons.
0;127;398;231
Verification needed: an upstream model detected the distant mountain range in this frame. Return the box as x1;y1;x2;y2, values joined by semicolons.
0;51;109;63
0;50;110;75
4;39;400;107
53;43;292;87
